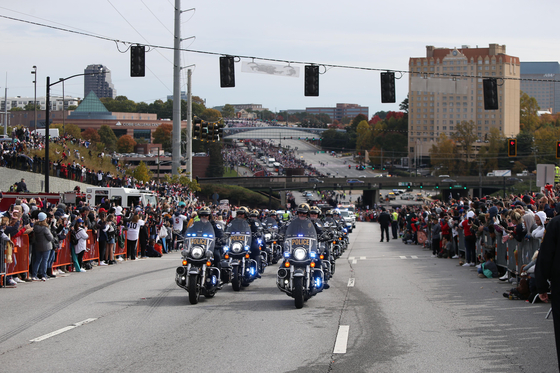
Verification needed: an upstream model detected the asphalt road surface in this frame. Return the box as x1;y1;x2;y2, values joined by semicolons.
1;223;557;372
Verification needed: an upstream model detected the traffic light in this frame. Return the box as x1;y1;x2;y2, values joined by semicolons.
219;56;235;88
380;72;396;103
420;183;423;189
483;78;499;110
130;45;145;77
201;122;209;141
435;183;439;189
304;65;319;96
193;125;201;139
556;141;560;159
507;138;517;157
215;122;224;140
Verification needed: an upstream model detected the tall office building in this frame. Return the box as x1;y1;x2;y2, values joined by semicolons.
520;62;560;114
408;44;520;158
84;64;116;99
306;103;368;122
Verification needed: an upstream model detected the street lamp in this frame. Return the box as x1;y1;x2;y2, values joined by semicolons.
31;66;37;133
45;71;104;192
59;78;65;136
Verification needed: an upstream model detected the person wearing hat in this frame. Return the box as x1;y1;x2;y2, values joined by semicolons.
30;212;54;281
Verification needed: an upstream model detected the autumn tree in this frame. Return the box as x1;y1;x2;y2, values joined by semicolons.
221;104;235;118
153;123;173;152
451;121;478;174
200;108;222;122
477;128;502;174
117;135;137;153
520;91;540;133
129;161;152;183
98;124;118;151
82;128;101;143
100;95;137;112
429;133;458;176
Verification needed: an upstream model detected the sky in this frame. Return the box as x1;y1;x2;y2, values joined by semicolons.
0;0;559;117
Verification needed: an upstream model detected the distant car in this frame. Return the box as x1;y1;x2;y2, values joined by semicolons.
506;177;523;183
387;192;396;200
346;179;364;184
309;178;324;183
302;191;314;197
415;193;423;201
400;193;414;200
358;175;367;178
441;178;456;183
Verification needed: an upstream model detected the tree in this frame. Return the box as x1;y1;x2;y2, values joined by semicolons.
477;128;501;174
67;105;78;111
429;133;458;176
117;135;137;153
9;107;23;112
82;128;100;143
164;173;201;192
221;104;235;118
153;123;173;152
451;121;478;174
350;114;368;132
129;161;152;183
200;108;222;122
97;124;118;151
520;91;540;133
24;103;40;111
206;142;224;177
100;95;137;112
399;95;409;114
356;121;370;151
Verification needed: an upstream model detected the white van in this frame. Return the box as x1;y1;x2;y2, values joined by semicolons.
85;187;157;208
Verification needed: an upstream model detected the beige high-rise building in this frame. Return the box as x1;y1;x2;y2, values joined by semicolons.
408;44;520;159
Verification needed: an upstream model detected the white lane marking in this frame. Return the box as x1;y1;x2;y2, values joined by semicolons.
411;256;418;259
351;259;357;264
360;256;366;260
347;278;355;287
30;318;98;342
349;256;355;260
400;256;407;259
333;325;350;354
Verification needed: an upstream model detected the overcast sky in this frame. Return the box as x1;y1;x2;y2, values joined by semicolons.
1;0;559;116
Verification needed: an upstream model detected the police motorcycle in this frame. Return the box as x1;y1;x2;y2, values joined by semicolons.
223;217;259;291
175;220;221;305
277;208;325;309
310;207;335;281
263;213;282;264
249;209;268;273
324;211;343;259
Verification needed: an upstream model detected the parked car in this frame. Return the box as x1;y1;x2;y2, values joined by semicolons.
309;178;324;183
346;179;364;184
400;193;414;200
387;192;396;200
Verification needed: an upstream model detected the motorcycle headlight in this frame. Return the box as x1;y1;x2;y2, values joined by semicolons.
232;242;243;253
265;233;271;240
191;246;204;259
293;248;307;261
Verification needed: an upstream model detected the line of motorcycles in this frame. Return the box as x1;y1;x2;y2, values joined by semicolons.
175;217;350;308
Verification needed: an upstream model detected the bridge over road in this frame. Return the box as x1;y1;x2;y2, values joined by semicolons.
199;175;523;206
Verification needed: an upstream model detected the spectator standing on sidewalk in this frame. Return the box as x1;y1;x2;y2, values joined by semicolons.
378;207;391;243
536;213;560;370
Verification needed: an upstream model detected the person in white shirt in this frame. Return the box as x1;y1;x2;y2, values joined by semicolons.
126;214;145;260
172;210;188;251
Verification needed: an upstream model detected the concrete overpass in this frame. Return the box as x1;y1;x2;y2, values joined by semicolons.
198;175;524;206
223;126;334;140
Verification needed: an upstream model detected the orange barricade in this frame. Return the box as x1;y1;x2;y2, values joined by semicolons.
5;235;30;279
83;230;99;263
53;234;72;269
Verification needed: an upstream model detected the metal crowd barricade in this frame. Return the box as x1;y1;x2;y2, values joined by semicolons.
457;230;465;256
0;239;5;287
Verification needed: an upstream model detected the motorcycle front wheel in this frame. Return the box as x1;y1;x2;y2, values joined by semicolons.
232;266;242;291
293;277;305;309
188;274;200;304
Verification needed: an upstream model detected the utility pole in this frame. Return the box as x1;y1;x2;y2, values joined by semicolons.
171;0;182;175
186;69;192;180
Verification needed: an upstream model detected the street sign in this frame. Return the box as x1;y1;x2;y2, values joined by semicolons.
536;164;555;188
453;185;462;189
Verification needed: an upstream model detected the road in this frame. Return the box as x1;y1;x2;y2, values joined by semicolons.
1;223;556;372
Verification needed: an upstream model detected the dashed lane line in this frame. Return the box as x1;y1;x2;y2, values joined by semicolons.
30;318;97;342
347;278;355;287
333;325;350;354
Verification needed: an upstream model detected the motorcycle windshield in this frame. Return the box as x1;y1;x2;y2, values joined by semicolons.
226;218;252;246
185;221;215;251
263;217;278;230
285;218;317;251
322;217;337;229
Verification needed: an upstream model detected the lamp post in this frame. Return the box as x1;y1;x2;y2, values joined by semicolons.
45;71;103;192
31;66;37;133
59;78;65;135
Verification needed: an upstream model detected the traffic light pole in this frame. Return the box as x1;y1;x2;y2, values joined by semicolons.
186;69;192;180
171;0;181;176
